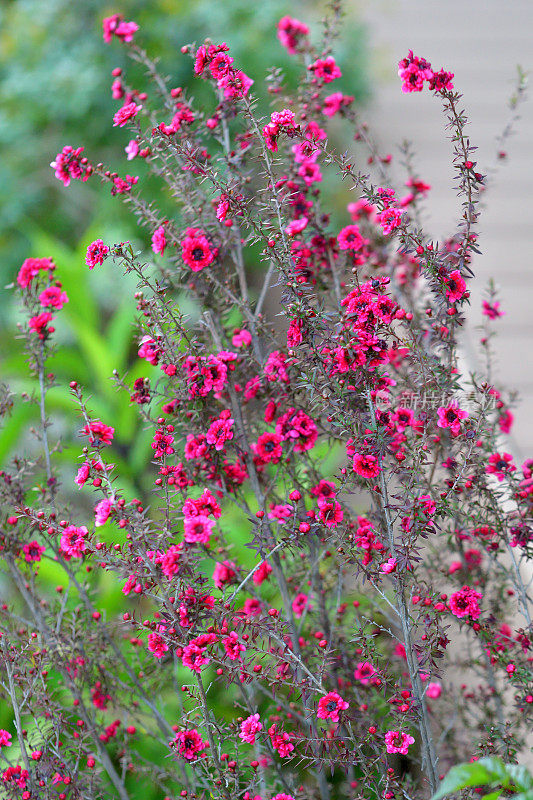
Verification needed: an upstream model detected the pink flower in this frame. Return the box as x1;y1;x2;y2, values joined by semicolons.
213;560;237;589
239;713;263;744
285;217;308;237
125;139;139;160
317;496;343;528
437;402;468;437
486;452;516;481
181;228;215;271
111;174;138;195
385;730;415;755
337;224;367;252
29;312;54;340
252;561;273;585
17;257;55;288
38;285;69;309
268;724;294;757
426;682;442;699
444;270;467;303
308;56;342;84
148;630;169;659
352;453;381;479
483;300;504;319
218;70;253;99
83;420;114;446
292;592;311;619
94;498;113;527
0;730;12;748
232;328;252;347
173;729;208;761
449;585;483;620
242;597;263;617
276;408;318;452
380;557;397;574
183;515;214;545
322;92;354;117
287;318;303;347
182;633;217;672
60;525;88;559
353;661;376;685
161;544;183;578
317;691;349;722
206;411;234;451
85;240;110;269
22;541;46;562
103;15;139;44
223;631;246;661
51;145;91;187
113;102;141;127
376;207;402;235
151;225;167;256
397;51;433;93
277;16;309;54
271;109;296;128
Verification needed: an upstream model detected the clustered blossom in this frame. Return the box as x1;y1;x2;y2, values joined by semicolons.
239;713;262;743
263;109;297;152
17;257;55;288
277;16;309;54
51;145;92;186
102;14;139;43
194;42;253;100
85;240;110;268
398;50;454;94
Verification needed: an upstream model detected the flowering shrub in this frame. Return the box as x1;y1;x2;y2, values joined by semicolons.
0;5;531;800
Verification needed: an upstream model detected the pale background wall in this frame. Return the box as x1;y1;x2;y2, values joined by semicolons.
356;0;533;459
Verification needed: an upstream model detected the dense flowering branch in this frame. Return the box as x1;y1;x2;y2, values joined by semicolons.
0;7;531;800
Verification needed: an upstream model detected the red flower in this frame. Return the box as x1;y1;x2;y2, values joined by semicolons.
437;402;468;437
308;56;342;84
29;312;54;340
17;257;55;288
317;496;343;528
83;420;114;446
113;102;141;127
102;14;138;44
317;691;349;722
444;270;467;303
352;452;381;479
151;225;167;255
181;228;215;271
337;224;367;252
277;16;309;55
486;452;516;482
255;432;283;464
51;146;91;187
449;585;483;620
173;729;208;761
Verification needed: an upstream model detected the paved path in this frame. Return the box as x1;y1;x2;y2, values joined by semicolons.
357;0;533;457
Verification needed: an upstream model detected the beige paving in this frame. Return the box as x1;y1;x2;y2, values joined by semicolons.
356;0;533;458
